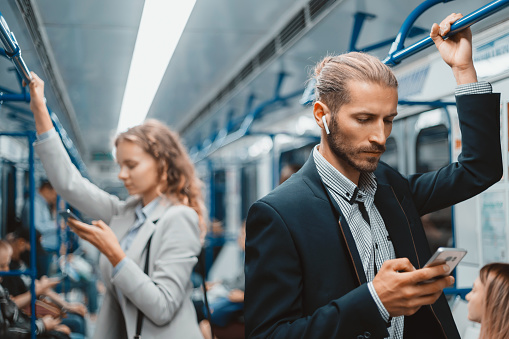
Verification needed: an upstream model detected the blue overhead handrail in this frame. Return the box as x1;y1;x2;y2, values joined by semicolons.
0;87;90;178
349;12;428;53
0;11;32;84
0;9;89;179
384;0;509;65
386;0;454;58
191;0;509;162
191;72;303;163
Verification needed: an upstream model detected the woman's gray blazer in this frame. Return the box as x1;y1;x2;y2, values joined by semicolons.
35;132;203;339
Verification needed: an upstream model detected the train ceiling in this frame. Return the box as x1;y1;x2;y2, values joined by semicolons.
1;0;508;170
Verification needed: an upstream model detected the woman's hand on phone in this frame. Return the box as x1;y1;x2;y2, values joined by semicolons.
66;218;126;267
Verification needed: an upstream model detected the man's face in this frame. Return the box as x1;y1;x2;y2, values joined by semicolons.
326;80;398;175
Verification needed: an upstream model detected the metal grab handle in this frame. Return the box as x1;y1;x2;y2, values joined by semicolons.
383;0;509;65
0;11;33;83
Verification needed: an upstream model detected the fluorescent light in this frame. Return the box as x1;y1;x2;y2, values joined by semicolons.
116;0;196;134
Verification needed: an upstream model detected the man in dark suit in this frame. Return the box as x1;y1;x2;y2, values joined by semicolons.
245;13;502;339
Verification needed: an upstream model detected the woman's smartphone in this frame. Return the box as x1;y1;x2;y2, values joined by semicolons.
58;209;82;222
421;247;467;282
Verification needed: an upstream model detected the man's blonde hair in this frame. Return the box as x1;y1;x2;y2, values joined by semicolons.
312;52;398;114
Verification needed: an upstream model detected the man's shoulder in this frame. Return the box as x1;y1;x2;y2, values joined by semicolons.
257;171;314;209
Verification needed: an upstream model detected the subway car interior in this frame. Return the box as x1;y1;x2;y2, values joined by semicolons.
2;0;509;338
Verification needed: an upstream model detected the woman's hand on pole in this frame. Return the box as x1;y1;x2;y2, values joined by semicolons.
25;71;54;134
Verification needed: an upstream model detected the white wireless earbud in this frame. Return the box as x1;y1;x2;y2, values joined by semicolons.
322;115;330;135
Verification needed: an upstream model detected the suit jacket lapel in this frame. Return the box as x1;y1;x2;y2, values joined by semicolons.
301;155;367;285
375;184;419;268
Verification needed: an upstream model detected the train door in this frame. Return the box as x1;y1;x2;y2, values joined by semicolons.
0;160;17;236
241;164;257;221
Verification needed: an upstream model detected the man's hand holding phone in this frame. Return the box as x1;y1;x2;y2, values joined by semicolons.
372;257;455;317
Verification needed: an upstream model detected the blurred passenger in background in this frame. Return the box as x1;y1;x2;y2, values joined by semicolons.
210;219;226;264
466;263;509;339
199;223;246;339
279;163;302;185
28;72;206;339
21;180;59;277
0;240;71;339
3;230;87;336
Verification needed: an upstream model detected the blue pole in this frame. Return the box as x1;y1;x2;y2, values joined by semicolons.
384;0;509;65
271;135;278;189
0;91;30;102
388;0;453;56
28;131;37;339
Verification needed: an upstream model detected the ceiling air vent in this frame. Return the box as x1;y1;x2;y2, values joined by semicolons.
308;0;337;21
258;39;276;66
183;0;344;136
279;10;306;47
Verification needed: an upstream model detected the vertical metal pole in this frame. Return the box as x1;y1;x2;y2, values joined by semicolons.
271;135;278;189
206;161;215;278
28;131;36;339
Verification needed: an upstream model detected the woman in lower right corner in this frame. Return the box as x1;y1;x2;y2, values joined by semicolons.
466;263;509;339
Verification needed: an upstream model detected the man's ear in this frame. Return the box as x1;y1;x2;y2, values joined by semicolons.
313;101;330;130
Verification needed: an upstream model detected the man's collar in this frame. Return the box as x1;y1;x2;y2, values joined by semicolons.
313;145;378;202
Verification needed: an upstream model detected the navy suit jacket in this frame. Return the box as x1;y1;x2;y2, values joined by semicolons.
245;93;502;339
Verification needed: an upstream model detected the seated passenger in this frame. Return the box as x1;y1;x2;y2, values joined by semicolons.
3;230;87;336
200;224;246;339
466;263;509;339
0;240;71;339
21;179;60;277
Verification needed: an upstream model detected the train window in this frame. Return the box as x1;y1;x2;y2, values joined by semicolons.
416;125;449;172
416;124;452;252
279;143;314;184
212;170;226;222
380;137;398;171
241;165;257;220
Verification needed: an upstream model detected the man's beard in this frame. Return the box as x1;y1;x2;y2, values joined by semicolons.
326;115;385;173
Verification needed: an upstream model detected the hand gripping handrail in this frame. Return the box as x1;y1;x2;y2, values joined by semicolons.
0;11;32;83
384;0;509;65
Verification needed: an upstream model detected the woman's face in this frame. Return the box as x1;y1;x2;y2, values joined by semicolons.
466;276;485;323
116;140;162;204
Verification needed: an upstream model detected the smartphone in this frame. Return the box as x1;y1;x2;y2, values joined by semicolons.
422;247;467;282
58;209;82;222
